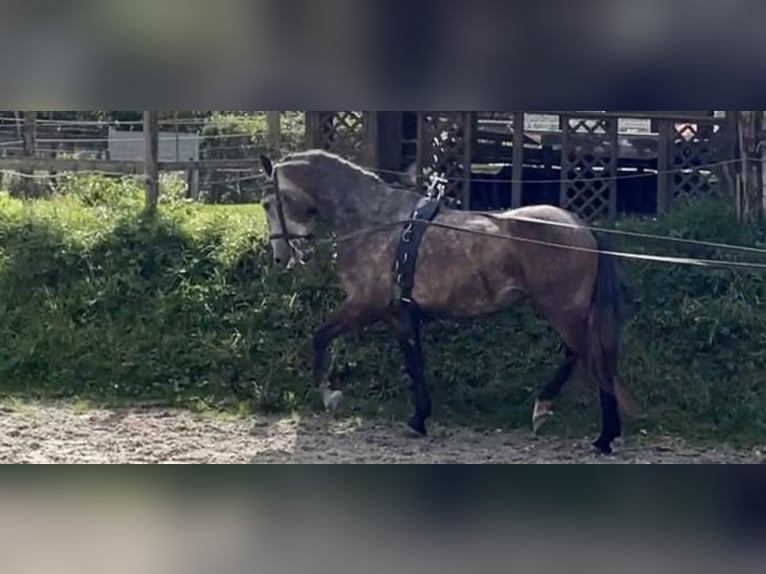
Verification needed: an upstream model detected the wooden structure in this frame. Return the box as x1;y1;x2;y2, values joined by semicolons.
0;111;742;217
305;111;735;223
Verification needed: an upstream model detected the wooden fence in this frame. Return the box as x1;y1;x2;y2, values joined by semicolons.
305;111;741;223
1;111;759;223
0;111;288;205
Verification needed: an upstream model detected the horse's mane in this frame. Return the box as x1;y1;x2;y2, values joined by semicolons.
281;149;385;184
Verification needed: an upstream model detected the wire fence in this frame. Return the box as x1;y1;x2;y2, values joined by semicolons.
0;113;306;203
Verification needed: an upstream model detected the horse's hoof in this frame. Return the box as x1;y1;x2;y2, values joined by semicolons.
592;437;614;456
406;417;428;438
323;390;343;414
532;400;554;435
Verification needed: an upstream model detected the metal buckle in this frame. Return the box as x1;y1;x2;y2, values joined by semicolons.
288;238;313;266
401;223;414;243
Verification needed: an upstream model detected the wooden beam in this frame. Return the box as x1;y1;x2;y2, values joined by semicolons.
20;111;37;198
0;157;266;173
607;117;619;223
371;112;404;183
559;113;570;209
266;111;281;154
511;112;524;208
762;121;766;217
305;112;321;148
657;119;671;213
415;113;427;191
144;111;160;212
737;111;763;223
361;111;379;169
524;111;719;123
462;112;474;210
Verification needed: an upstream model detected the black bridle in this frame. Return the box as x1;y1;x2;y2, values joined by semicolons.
268;166;315;264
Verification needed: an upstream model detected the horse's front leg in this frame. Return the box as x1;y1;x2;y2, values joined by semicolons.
313;301;377;414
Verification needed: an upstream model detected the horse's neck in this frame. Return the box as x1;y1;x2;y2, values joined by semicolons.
323;179;420;235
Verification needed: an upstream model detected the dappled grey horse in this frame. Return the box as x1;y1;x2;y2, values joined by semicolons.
260;150;634;455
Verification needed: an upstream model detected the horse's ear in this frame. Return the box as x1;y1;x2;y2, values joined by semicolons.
260;155;274;179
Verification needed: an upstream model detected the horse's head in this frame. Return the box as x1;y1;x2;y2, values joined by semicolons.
260;154;319;269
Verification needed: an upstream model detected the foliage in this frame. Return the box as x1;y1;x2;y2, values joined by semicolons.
56;172;189;209
200;112;305;204
612;198;766;441
0;183;764;444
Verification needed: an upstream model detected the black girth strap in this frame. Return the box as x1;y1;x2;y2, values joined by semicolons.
394;196;442;308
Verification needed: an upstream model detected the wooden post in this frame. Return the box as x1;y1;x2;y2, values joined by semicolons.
657;119;671;213
758;126;766;216
174;111;180;161
415;113;427;191
361;111;379;169
736;111;763;224
186;163;200;200
372;112;404;183
304;112;319;148
607;118;619;223
720;111;739;203
559;114;570;209
305;112;333;150
462;112;474;210
143;111;160;212
512;112;525;208
19;111;37;198
266;111;281;155
14;111;22;140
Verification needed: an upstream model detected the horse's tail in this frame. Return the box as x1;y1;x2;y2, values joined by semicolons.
586;235;642;418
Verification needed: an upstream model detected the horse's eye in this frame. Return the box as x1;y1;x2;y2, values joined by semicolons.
262;201;272;211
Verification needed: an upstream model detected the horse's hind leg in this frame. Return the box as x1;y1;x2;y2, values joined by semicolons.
533;349;577;434
593;380;622;455
389;312;431;437
532;309;588;434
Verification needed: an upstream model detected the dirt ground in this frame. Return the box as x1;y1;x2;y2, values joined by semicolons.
0;403;762;464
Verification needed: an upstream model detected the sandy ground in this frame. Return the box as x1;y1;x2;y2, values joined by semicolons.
0;403;762;464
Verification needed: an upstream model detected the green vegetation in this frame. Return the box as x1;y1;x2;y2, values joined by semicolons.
201;112;305;204
0;176;764;444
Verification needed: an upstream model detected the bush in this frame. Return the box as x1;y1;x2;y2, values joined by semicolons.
57;172;190;209
0;184;764;443
613;199;766;441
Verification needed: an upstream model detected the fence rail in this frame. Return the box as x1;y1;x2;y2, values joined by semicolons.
0;157;263;174
0;111;296;204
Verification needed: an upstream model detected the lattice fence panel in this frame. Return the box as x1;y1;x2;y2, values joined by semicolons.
670;122;719;201
561;116;618;223
417;112;471;207
316;112;365;162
